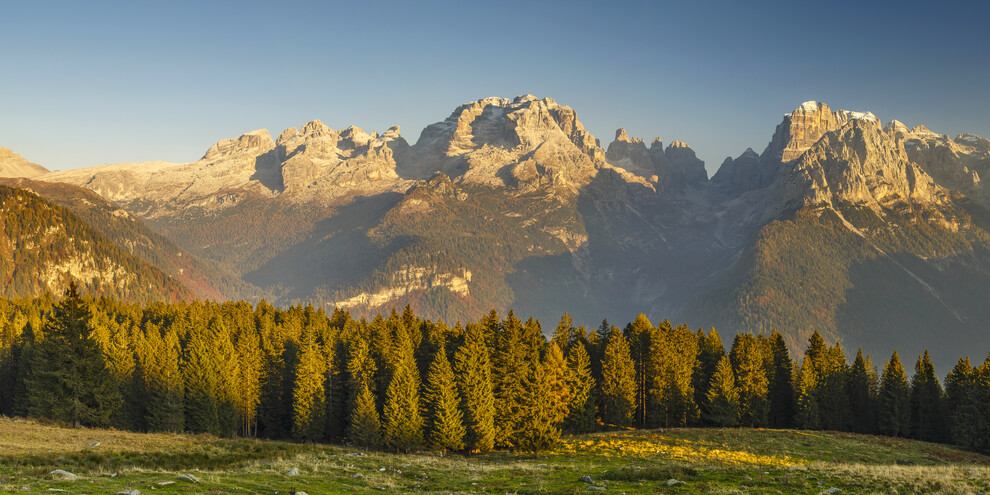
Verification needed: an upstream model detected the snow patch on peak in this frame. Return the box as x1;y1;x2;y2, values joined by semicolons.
837;110;879;124
800;101;821;112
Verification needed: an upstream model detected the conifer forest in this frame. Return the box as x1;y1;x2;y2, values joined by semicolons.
1;289;988;456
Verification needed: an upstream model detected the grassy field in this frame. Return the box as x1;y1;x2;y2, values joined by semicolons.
2;417;989;494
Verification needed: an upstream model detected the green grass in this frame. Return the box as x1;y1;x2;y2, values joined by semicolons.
2;417;989;494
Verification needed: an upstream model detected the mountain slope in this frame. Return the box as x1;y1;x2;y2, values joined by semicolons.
0;177;257;300
0;185;194;302
0;147;48;178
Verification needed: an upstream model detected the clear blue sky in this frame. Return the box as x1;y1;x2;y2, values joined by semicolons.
2;0;988;175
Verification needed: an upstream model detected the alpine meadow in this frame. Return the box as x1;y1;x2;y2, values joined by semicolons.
3;1;990;494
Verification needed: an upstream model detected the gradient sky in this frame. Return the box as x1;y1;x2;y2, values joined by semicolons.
2;1;988;175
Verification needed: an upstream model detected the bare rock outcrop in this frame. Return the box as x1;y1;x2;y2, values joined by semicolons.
0;147;48;178
402;95;606;193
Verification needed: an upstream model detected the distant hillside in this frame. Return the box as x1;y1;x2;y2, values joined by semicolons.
0;185;193;302
0;178;260;301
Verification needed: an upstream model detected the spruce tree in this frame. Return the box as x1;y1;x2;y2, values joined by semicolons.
423;347;465;453
795;358;821;430
767;331;794;428
625;314;654;427
910;350;944;442
383;326;425;453
705;356;740;427
729;334;769;427
183;323;220;435
599;326;636;427
141;325;184;432
348;381;383;448
819;342;849;431
292;327;327;441
564;341;597;433
878;351;911;437
847;348;876;433
693;328;725;421
453;323;496;453
954;356;990;452
944;357;972;445
514;354;562;454
491;310;528;447
25;284;122;427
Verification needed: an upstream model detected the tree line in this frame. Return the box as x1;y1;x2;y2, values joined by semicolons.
0;290;988;454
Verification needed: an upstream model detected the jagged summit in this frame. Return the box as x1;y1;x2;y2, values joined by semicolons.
202;129;275;161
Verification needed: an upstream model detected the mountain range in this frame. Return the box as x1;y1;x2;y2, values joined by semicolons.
3;95;990;366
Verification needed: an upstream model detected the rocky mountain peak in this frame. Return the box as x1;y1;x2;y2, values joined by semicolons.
606;128;652;177
649;137;664;151
774;117;942;214
614;128;643;144
0;147;48;178
202;129;275;161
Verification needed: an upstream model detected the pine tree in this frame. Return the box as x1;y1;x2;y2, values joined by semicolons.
383;326;425;453
767;331;794;428
910;350;944;442
819;342;849;431
954;356;990;453
847;348;876;433
878;351;911;437
652;323;699;427
705;356;740;427
599;326;636;427
564;341;597;433
795;358;820;430
234;322;263;437
729;334;769;427
625;314;654;427
453;323;496;453
292;327;327;441
423;348;465;454
25;284;122;427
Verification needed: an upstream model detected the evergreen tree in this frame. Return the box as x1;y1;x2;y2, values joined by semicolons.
140;325;184;432
348;380;383;448
423;347;465;454
514;354;562;454
847;348;877;433
383;326;425;453
704;356;740;427
491;310;528;447
292;327;327;441
625;314;654;427
652;323;699;427
910;350;944;442
819;342;849;431
944;357;972;445
25;284;122;427
954;356;990;453
878;351;911;437
693;328;725;422
767;331;794;428
564;341;597;433
234;322;263;437
183;322;220;435
729;334;769;427
599;326;636;427
795;358;820;430
453;323;496;453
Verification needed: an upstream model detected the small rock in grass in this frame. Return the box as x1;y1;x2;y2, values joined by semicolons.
156;481;175;486
666;478;685;486
820;488;841;494
49;469;77;481
743;474;753;481
286;467;300;476
970;470;980;476
345;452;367;457
378;467;386;472
580;475;594;484
353;473;364;479
88;441;100;447
293;492;308;495
118;490;140;495
177;474;201;483
586;487;606;492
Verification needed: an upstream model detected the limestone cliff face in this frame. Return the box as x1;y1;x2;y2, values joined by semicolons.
404;95;607;193
773;118;942;214
0;147;48;178
605;128;653;177
662;140;708;188
710;148;762;193
276;121;408;199
892;122;989;203
604;129;706;190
